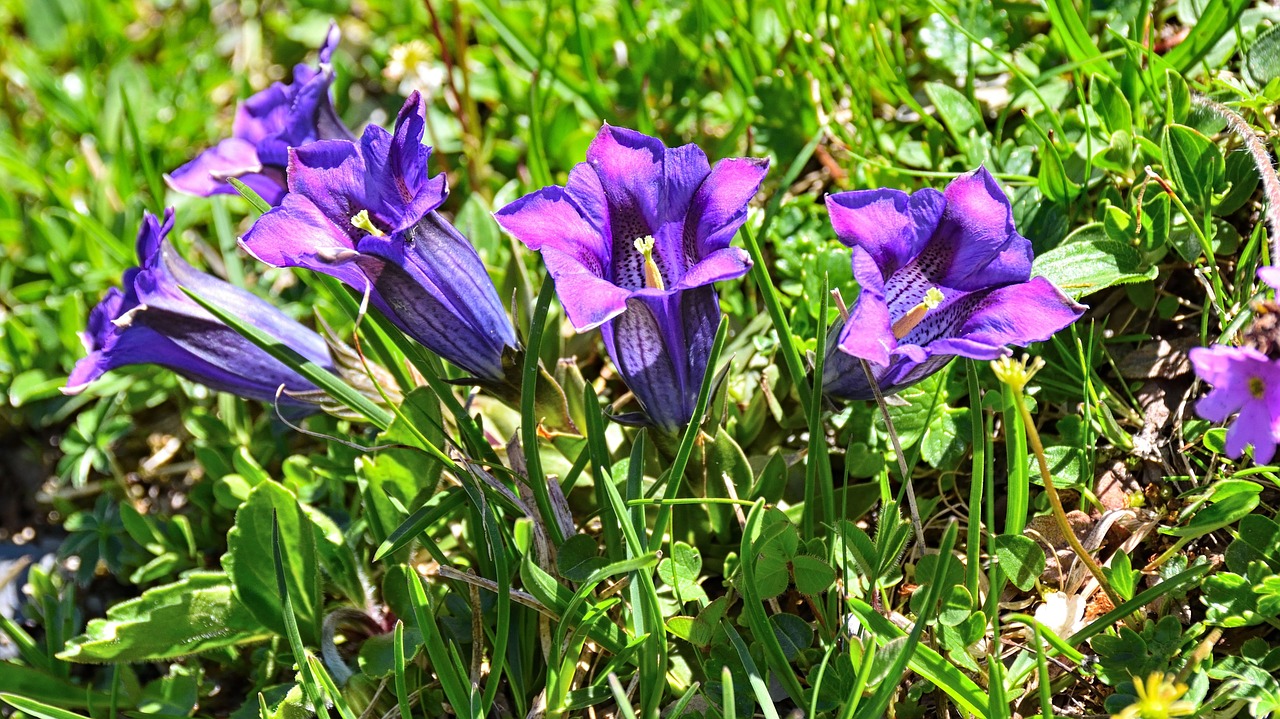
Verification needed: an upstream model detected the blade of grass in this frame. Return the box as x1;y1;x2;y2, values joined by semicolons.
648;316;729;553
803;275;831;538
522;277;566;546
738;500;807;705
855;521;958;719
181;286;394;429
392;621;412;719
271;513;330;719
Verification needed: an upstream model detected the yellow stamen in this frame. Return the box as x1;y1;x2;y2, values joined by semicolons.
350;210;385;237
891;287;945;339
633;236;665;290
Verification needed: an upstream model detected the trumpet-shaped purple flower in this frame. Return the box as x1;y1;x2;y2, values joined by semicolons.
822;167;1085;400
64;209;334;409
494;125;769;430
240;92;518;383
1189;345;1280;464
166;23;354;205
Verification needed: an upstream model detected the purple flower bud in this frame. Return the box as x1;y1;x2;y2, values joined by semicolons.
495;125;768;430
166;23;354;205
240;93;518;383
822;167;1086;400
65;209;334;409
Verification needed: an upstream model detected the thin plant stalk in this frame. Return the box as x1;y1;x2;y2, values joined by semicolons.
858;358;926;549
996;358;1128;618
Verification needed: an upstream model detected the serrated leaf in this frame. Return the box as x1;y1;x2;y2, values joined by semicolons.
1032;224;1157;298
58;572;270;662
993;534;1045;592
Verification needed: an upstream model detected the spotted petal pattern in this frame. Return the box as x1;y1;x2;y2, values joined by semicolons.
823;167;1085;400
495;125;768;429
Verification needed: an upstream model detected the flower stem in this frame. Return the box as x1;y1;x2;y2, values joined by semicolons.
858;358;926;549
1007;382;1129;619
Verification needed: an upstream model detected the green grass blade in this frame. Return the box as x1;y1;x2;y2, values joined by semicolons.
180;286;394;429
0;695;90;719
737;501;806;705
522;277;566;546
392;621;412;719
271;513;330;719
1162;0;1249;72
649;316;729;553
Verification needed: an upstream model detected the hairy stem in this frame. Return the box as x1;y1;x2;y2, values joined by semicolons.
1192;92;1280;262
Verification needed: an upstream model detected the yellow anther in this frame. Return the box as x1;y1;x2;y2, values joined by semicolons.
990;354;1046;394
633;236;665;290
891;287;945;339
350;210;385;237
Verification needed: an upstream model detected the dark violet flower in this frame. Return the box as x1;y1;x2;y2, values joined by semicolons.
822;167;1085;400
166;23;354;205
64;209;334;409
240;92;519;384
494;125;769;430
1189;345;1280;464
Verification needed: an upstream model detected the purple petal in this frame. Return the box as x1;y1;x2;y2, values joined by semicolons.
287;141;369;233
1259;266;1280;291
318;21;340;64
836;250;896;366
354;212;517;380
541;247;632;330
600;286;719;429
164;138;272;200
240;193;371;292
675;247;752;290
929;166;1033;291
924;277;1085;360
682;156;769;270
826;186;945;279
1226;399;1275;461
358;95;447;231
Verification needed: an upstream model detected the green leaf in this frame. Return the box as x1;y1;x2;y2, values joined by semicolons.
924;82;981;137
1090;75;1132;135
993;535;1045;592
58;572;270;662
0;695;91;719
769;613;814;661
792;555;836;597
1203;571;1266;627
558;533;609;582
224;480;322;643
755;553;791;600
1246;23;1280;88
922;406;970;469
657;541;708;604
1032;224;1157;298
1162;124;1225;209
1226;515;1280;574
1162;0;1249;73
1165;490;1260;538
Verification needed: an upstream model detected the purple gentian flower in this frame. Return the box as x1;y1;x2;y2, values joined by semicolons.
1189;345;1280;464
240;92;519;384
493;125;769;430
64;209;334;409
165;23;354;205
822;167;1085;400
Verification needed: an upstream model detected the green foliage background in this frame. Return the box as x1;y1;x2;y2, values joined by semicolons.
3;0;1280;717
